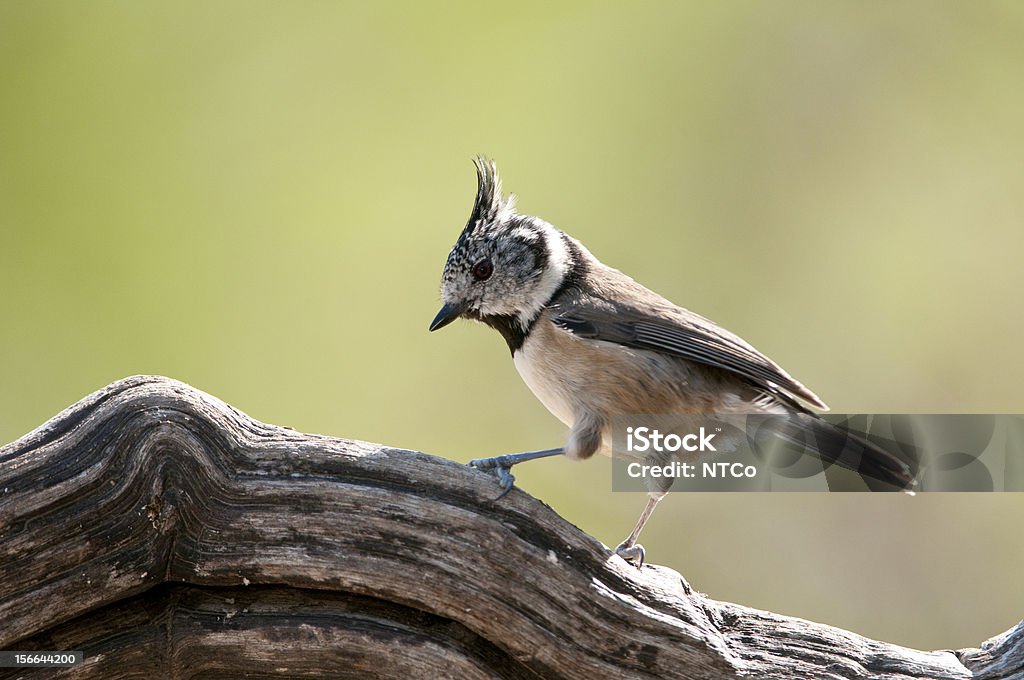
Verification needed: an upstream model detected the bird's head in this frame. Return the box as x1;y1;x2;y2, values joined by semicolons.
429;157;572;341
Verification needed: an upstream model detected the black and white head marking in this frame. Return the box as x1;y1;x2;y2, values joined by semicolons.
436;157;577;353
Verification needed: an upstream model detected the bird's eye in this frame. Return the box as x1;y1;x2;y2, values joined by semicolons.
472;258;494;281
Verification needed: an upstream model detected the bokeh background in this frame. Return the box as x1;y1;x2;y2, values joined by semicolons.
2;1;1022;651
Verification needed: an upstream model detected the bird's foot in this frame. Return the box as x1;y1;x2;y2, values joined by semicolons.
468;455;517;499
614;541;646;569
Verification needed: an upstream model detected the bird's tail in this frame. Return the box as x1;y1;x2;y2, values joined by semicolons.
757;412;920;491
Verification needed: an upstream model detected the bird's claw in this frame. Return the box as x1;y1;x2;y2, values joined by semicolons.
469;456;517;499
614;541;646;569
495;466;515;498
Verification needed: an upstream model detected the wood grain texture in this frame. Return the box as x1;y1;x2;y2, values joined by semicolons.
0;376;1020;679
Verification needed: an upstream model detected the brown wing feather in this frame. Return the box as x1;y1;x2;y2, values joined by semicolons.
549;265;828;411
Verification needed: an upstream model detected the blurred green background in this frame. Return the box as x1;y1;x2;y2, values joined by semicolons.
2;1;1022;651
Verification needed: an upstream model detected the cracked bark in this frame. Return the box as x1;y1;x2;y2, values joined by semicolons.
0;376;1020;679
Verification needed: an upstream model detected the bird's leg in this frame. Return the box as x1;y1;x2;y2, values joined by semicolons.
468;448;564;499
614;492;666;568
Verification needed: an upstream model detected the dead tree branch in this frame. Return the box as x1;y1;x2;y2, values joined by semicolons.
0;376;1019;679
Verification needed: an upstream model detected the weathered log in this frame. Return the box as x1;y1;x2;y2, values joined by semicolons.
0;376;1019;679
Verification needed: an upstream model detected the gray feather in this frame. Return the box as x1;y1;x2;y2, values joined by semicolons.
548;263;829;411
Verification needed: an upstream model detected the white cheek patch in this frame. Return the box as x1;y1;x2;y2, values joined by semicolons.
516;221;570;327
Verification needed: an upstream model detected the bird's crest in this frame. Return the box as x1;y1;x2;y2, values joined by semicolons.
461;156;516;240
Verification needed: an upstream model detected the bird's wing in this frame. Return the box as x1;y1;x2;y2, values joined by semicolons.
550;288;828;410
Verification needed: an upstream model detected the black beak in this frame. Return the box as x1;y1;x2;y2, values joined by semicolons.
429;301;468;332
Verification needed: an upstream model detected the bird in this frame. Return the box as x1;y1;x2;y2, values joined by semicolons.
430;157;918;567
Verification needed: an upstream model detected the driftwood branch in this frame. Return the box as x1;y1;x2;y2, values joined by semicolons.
0;376;1019;679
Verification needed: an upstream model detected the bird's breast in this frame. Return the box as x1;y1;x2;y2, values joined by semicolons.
512;325;578;428
512;312;761;429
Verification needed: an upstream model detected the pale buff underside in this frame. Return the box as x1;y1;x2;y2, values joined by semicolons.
514;309;786;461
